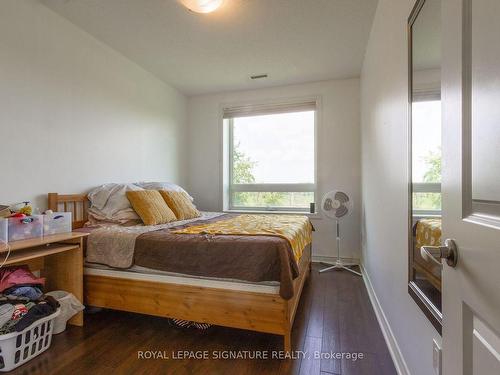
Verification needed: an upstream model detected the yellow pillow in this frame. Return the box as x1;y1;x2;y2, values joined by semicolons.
159;190;201;220
126;190;177;225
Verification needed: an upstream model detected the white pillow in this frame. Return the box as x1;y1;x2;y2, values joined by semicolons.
87;183;143;224
134;182;194;201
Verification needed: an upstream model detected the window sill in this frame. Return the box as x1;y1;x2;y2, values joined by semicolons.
412;212;442;219
224;209;322;219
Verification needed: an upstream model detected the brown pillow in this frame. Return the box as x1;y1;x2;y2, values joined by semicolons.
126;190;177;225
159;190;201;220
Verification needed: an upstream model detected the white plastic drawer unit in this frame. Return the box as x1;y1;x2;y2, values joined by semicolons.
43;212;72;236
7;215;43;242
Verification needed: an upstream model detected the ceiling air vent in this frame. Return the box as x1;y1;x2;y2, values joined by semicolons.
250;74;268;80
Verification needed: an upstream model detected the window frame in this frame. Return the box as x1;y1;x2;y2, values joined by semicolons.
223;99;319;213
411;92;442;216
412;182;442;216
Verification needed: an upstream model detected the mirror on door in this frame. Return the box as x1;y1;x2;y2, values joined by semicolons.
408;0;442;332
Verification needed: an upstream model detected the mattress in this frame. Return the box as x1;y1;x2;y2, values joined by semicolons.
84;262;280;294
84;212;312;299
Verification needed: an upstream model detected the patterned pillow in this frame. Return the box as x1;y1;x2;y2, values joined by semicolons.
159;191;201;220
126;190;177;225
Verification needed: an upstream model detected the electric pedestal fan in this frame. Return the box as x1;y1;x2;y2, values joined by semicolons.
319;190;361;276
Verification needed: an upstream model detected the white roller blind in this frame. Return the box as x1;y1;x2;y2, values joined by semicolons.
412;87;441;102
223;100;316;119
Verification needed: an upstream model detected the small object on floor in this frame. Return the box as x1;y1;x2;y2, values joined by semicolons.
170;319;212;330
192;322;212;330
170;318;193;328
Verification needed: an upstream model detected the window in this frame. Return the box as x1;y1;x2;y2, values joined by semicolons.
412;96;442;214
223;101;316;212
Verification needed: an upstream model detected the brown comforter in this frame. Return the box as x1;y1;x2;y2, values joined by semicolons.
134;214;303;299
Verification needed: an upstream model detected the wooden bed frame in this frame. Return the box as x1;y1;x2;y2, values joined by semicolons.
48;192;311;351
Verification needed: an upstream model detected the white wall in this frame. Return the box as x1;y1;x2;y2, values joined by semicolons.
0;0;187;210
360;1;441;374
187;79;361;260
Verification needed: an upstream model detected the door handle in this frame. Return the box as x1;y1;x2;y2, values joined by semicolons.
420;238;459;268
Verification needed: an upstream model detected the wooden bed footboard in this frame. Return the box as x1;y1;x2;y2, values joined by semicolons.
85;245;311;352
48;192;311;352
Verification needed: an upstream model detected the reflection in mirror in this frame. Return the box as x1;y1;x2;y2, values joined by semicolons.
408;0;442;331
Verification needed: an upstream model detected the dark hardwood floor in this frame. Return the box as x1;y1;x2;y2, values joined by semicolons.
10;264;396;375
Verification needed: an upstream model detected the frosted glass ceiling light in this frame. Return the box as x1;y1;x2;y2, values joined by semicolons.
180;0;224;13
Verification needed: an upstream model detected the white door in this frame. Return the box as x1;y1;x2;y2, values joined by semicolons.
442;0;500;374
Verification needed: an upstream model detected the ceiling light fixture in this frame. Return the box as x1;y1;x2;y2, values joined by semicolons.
180;0;224;14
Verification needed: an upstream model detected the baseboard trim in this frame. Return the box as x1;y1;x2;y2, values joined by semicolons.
360;264;411;375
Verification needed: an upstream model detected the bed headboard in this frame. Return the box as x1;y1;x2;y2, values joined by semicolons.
47;193;89;229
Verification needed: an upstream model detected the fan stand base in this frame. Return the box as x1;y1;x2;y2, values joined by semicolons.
319;261;362;276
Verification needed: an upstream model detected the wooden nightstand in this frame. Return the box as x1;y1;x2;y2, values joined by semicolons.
4;232;88;326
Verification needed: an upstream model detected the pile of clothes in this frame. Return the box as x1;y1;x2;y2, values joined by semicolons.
0;266;59;335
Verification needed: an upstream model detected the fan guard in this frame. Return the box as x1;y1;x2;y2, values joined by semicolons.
321;190;352;220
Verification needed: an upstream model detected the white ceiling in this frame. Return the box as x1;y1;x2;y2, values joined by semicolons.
412;0;441;71
41;0;378;96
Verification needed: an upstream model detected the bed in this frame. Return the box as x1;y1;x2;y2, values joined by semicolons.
48;192;312;352
413;217;442;291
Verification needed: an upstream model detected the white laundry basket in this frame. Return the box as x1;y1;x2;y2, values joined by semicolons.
45;291;84;334
0;309;60;372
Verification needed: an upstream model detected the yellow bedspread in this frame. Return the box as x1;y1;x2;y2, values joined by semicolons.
415;218;442;249
172;214;313;263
